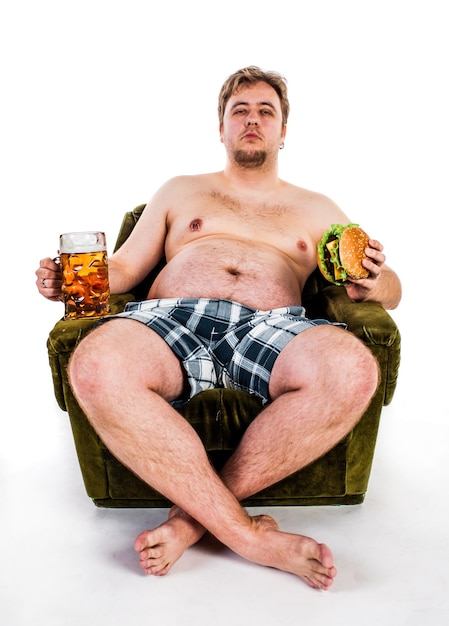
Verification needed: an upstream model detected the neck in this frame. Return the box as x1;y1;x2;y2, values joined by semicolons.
223;155;280;191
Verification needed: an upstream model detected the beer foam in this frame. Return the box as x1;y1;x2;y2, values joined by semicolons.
60;231;107;253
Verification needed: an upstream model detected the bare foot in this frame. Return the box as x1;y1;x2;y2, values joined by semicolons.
238;514;337;590
134;507;205;575
135;510;336;590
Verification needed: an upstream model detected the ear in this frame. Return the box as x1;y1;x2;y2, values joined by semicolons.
219;123;224;143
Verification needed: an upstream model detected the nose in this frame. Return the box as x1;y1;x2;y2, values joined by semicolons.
246;116;258;126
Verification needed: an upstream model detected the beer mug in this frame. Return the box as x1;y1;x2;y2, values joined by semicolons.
59;231;110;320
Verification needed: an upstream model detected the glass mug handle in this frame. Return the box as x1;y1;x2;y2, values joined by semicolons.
48;256;63;302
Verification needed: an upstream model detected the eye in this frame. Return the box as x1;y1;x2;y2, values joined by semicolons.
260;108;274;116
233;108;246;115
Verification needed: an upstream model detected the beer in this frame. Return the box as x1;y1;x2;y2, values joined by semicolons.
59;232;110;320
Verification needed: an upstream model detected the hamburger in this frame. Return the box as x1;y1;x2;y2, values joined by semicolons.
317;224;370;286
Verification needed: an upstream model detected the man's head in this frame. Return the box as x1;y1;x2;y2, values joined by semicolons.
218;66;290;127
218;66;289;170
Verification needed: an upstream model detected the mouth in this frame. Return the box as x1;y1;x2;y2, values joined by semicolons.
242;132;261;141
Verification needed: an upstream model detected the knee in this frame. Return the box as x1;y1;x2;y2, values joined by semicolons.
316;330;380;426
68;320;186;407
272;326;379;409
344;338;380;410
69;320;130;408
68;329;109;403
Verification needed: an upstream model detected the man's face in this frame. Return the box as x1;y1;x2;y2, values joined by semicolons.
220;81;286;169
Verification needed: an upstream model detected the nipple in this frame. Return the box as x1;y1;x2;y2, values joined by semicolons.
296;239;308;251
190;219;202;232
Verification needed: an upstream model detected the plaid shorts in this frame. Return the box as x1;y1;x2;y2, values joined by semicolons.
104;298;344;407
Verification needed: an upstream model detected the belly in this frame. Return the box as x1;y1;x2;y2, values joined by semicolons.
147;238;306;309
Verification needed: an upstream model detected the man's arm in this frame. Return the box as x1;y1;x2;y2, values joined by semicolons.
98;179;183;295
107;208;165;296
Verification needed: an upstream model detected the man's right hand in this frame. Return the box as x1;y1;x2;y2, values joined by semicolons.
36;257;63;302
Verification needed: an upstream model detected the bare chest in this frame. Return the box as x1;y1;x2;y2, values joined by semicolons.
164;191;316;268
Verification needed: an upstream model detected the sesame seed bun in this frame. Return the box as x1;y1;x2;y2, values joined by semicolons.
339;226;370;280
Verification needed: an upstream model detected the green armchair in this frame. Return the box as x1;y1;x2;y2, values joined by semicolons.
47;204;401;508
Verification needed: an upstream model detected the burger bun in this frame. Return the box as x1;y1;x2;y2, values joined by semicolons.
339;226;370;280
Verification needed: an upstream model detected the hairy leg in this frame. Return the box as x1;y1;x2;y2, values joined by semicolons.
70;320;342;588
131;325;379;584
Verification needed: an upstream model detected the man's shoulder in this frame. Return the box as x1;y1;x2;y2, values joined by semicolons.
280;179;351;235
147;172;223;220
163;172;221;191
281;179;336;205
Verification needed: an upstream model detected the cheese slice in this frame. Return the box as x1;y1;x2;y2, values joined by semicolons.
326;239;344;281
326;239;338;254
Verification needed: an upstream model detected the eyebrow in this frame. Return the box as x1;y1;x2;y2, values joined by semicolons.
230;100;276;110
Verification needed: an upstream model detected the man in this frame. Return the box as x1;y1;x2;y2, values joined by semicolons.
37;66;401;590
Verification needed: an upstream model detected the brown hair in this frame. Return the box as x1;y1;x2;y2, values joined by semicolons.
218;66;290;126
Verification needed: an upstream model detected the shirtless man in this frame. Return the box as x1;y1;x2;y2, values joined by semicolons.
36;66;401;590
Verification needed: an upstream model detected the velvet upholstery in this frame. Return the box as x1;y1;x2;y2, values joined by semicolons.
47;204;401;507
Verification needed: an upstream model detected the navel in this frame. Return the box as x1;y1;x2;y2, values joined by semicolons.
190;219;203;232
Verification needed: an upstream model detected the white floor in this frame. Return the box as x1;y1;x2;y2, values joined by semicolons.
2;301;449;626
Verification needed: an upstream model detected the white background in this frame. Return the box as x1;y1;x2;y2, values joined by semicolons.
1;3;449;623
1;0;447;459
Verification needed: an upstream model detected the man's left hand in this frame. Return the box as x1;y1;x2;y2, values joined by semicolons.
344;238;386;301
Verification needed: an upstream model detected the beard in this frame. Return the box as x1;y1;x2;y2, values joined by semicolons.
233;149;267;169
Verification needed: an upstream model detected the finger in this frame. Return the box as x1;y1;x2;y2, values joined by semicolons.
365;247;386;266
39;256;60;271
367;238;384;252
36;270;62;288
36;258;61;282
361;258;381;279
36;270;63;300
39;277;61;290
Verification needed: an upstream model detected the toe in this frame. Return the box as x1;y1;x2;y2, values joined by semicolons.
144;561;170;576
318;543;335;569
140;547;161;560
134;530;151;552
134;527;165;552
